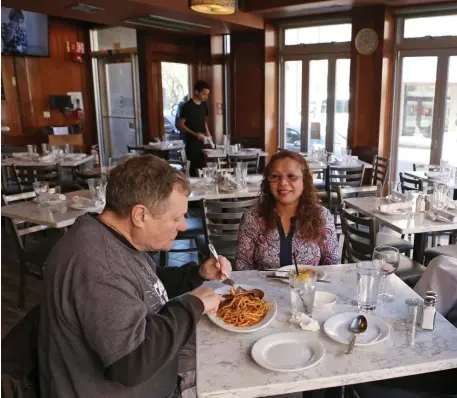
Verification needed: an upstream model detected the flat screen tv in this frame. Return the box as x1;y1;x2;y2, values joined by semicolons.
1;8;49;56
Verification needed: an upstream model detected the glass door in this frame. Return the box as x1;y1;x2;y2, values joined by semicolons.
442;56;457;165
282;56;350;153
94;54;142;165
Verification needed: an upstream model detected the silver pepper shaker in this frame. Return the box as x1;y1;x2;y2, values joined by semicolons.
421;296;437;331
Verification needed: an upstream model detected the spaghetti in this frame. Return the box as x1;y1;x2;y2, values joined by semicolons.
217;290;270;327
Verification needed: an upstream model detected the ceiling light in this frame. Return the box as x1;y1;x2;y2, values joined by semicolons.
189;0;236;15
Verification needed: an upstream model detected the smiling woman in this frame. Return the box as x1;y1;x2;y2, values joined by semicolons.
235;150;340;270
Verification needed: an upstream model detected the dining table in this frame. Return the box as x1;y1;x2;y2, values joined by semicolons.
404;170;457;199
203;149;268;159
197;264;457;398
1;154;94;168
344;196;457;263
1;190;97;229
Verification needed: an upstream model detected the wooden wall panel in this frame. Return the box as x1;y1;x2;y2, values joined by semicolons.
348;5;392;163
1;18;95;150
1;57;22;136
230;31;265;149
264;24;278;159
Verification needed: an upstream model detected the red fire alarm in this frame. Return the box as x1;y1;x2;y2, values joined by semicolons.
66;41;85;63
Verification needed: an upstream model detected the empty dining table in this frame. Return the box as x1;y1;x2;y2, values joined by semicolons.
1;153;94;168
197;264;457;397
344;196;457;262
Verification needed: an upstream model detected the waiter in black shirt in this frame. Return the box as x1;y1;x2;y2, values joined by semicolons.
178;81;212;177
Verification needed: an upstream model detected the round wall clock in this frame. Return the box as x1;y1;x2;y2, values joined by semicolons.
355;28;379;55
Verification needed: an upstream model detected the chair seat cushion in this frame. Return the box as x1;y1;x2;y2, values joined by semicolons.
376;232;414;252
425;244;457;259
394;256;426;283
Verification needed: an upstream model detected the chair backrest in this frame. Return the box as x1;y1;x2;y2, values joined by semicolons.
48;134;84;151
127;145;145;155
217;156;229;169
399;172;423;193
340;208;376;263
2;192;48;250
413;163;440;172
371;155;390;186
328;166;365;209
13;164;60;192
201;198;257;258
227;154;260;174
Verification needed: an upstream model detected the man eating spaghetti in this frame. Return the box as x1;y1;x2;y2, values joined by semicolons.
38;155;232;398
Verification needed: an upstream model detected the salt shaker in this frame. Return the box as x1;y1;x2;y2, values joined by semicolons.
420;296;437;330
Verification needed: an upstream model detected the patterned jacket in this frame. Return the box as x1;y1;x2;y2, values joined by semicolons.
235;206;340;270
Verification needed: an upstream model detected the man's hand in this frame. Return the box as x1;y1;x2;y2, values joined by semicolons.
199;256;232;282
196;133;205;141
189;287;224;314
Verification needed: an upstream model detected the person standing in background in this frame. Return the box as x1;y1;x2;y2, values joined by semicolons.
178;81;211;177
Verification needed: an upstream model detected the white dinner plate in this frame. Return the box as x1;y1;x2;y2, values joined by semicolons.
251;332;325;372
323;312;390;346
378;207;410;216
33;194;66;204
275;265;326;281
70;203;104;213
207;285;277;333
246;175;263;184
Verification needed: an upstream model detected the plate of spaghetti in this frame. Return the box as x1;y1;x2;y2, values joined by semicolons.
208;285;277;333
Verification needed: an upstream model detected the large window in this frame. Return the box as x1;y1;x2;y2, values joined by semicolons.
392;12;457;176
280;21;351;153
161;62;191;141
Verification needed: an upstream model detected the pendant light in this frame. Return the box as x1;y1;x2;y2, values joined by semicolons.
189;0;236;15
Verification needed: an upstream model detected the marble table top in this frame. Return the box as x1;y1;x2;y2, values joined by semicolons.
344;197;457;234
203;149;268;158
197;265;457;398
1;190;99;228
2;154;94;168
307;160;373;170
144;142;185;151
188;180;260;201
405;171;457;190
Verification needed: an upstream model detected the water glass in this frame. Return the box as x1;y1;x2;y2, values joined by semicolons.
87;178;107;204
289;270;317;316
432;183;451;210
373;246;400;302
356;261;382;312
235;162;248;187
64;144;74;154
33;181;49;197
27;144;37;154
41;143;50;155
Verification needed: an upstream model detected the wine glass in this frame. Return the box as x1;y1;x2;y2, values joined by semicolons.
372;246;400;302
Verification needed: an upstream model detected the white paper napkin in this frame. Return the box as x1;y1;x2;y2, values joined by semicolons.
432;208;457;222
289;312;320;331
379;201;412;213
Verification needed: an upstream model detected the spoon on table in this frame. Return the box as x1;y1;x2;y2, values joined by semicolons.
208;244;245;292
345;315;368;355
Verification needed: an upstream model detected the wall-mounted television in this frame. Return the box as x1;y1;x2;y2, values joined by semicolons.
1;8;49;57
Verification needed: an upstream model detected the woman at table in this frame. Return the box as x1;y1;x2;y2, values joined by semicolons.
235;150;340;270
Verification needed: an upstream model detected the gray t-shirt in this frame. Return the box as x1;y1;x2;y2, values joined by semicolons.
39;214;204;398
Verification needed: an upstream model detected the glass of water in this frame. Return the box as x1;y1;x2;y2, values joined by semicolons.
32;181;49;198
87;178;107;204
373;246;400;302
289;269;317;316
356;261;382;312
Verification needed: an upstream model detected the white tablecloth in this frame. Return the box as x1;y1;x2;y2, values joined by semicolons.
414;255;457;316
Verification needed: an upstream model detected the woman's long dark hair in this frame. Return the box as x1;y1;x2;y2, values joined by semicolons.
257;150;325;244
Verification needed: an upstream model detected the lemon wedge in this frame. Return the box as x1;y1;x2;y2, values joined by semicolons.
296;273;309;281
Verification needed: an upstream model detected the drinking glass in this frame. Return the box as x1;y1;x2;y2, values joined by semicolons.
64;144;74;154
356;261;382;311
373;246;400;302
289;269;317;316
41;143;50;155
87;178;107;204
27;145;37;154
235;162;248;187
32;181;49;198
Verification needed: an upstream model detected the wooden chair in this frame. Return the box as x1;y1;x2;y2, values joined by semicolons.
13;164;61;192
327;165;365;219
2;192;61;308
127;145;145;155
48;134;84;152
227;154;260;174
340;208;423;287
399;172;423;193
413;163;440;172
371;155;390;187
198;198;257;266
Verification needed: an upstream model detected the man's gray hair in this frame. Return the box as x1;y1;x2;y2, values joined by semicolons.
105;155;190;217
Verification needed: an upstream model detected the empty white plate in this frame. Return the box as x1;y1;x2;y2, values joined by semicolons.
324;312;390;346
275;265;326;281
207;285;277;333
252;332;325;372
70;203;104;213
